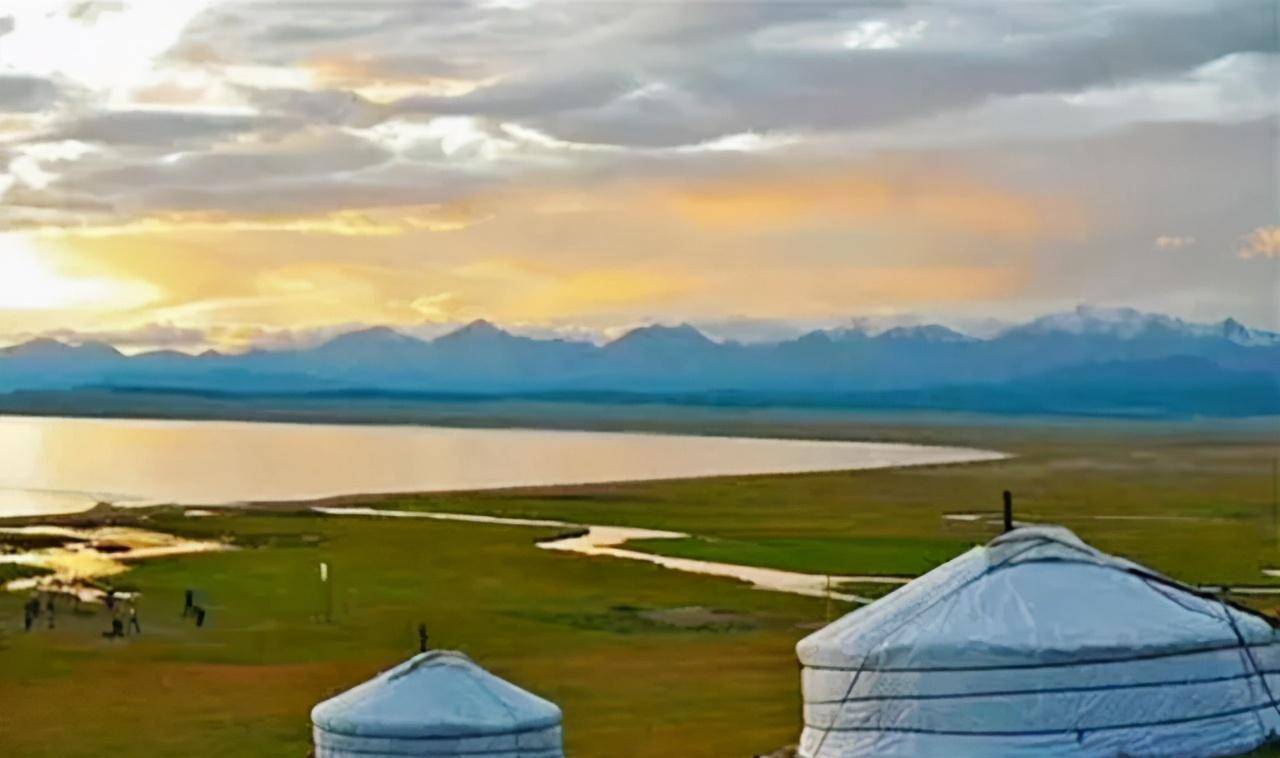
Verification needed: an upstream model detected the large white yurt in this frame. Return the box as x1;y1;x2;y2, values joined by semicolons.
796;526;1280;757
311;650;564;757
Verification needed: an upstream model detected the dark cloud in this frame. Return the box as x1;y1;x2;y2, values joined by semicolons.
0;74;64;112
391;69;636;120
206;0;1270;148
239;86;385;127
123;171;484;216
51;110;267;146
79;129;391;191
161;0;1276;151
527;0;1278;146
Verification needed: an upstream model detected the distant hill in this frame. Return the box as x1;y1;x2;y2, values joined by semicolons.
0;306;1277;417
857;356;1280;418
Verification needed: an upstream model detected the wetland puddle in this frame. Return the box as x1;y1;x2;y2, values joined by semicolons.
0;525;229;601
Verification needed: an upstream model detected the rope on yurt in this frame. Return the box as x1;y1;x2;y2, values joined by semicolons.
807;536;1048;756
1218;595;1280;735
1125;565;1280;735
806;538;1280;754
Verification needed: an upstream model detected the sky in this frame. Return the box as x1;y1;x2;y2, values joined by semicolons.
0;0;1276;353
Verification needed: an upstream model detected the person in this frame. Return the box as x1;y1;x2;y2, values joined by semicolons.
23;596;39;631
102;614;123;638
128;605;141;635
45;594;54;630
193;606;206;627
104;590;115;612
418;623;429;653
183;588;194;617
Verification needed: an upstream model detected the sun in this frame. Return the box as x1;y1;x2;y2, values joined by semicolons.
0;233;158;311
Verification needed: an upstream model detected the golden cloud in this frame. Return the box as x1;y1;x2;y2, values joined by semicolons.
30;205;487;239
658;170;1068;241
1238;226;1280;260
1154;235;1196;249
691;263;1027;318
307;55;498;103
12;161;1059;343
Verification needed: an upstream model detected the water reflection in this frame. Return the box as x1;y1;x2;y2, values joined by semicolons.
0;415;1005;517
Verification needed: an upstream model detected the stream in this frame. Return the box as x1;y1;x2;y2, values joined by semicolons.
312;506;908;603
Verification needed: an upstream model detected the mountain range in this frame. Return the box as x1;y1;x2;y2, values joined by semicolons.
1;306;1277;418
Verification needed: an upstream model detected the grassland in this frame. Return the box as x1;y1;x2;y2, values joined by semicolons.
0;412;1276;756
0;563;52;584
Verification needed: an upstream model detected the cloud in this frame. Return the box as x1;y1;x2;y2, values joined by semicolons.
205;322;364;352
238;85;384;127
83;128;390;189
154;0;1278;151
8;322;208;352
407;292;459;320
1238;226;1280;259
0;0;1274;337
51;110;266;147
0;74;65;112
659;169;1064;240
1155;235;1196;249
28;205;483;238
495;1;1276;147
3;1;1267;236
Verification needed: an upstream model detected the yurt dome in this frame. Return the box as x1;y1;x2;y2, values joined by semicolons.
312;650;564;757
796;525;1280;757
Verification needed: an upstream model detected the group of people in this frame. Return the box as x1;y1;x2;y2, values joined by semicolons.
21;590;142;637
21;593;55;631
101;590;142;638
19;586;209;636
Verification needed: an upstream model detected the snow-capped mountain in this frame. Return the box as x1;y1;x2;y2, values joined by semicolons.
876;325;977;344
1004;305;1280;346
0;307;1275;416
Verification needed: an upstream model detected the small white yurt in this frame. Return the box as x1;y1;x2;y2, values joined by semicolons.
797;526;1280;757
311;650;564;757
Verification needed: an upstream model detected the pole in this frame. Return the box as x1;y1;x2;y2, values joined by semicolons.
320;561;332;624
824;575;832;623
1003;490;1013;533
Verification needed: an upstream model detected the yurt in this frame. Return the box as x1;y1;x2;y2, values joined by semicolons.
311;650;564;757
797;526;1280;757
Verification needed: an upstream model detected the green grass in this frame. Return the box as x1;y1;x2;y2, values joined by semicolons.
0;533;84;551
0;511;824;757
626;536;969;576
0;414;1277;756
832;581;905;601
0;563;53;584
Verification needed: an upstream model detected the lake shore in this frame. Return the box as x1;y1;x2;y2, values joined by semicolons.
0;413;1006;518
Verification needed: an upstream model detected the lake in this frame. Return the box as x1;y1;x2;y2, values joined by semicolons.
0;415;1005;517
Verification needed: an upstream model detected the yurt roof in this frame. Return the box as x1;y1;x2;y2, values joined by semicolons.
797;525;1276;670
311;650;562;740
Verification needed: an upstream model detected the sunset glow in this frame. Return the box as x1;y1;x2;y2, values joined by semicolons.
0;1;1273;352
0;234;157;311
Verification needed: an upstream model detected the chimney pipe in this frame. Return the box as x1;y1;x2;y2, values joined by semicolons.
1003;490;1013;533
